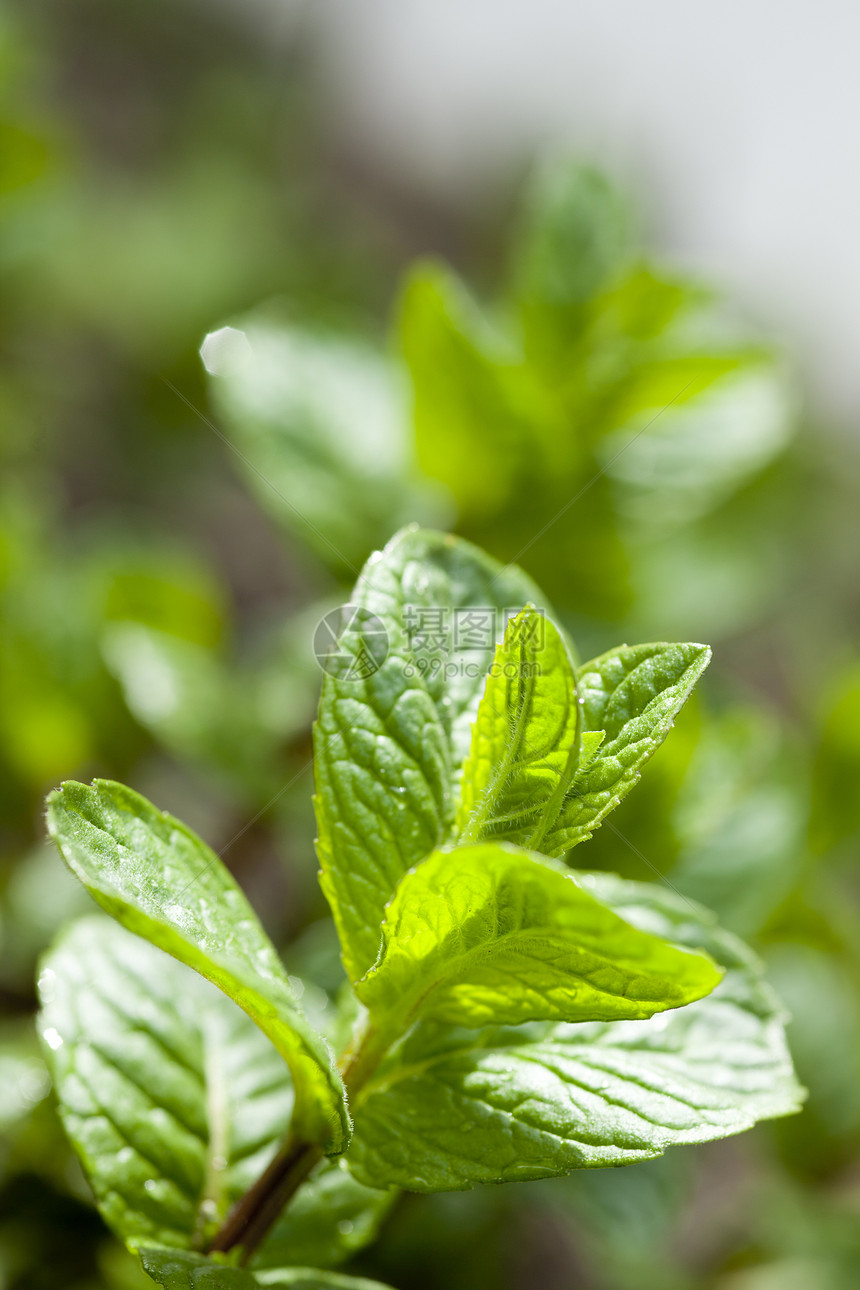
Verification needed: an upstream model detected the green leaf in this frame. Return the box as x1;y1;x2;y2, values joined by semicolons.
313;526;542;981
101;609;321;796
605;362;794;535
356;844;721;1032
512;161;631;313
398;259;634;619
139;1247;394;1290
670;707;807;937
38;917;388;1266
456;607;580;850
201;317;439;571
541;642;711;858
810;662;860;855
38;916;294;1250
399;264;540;524
348;874;804;1191
45;780;348;1152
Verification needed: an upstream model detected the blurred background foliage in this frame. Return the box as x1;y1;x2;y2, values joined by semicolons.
1;3;859;1289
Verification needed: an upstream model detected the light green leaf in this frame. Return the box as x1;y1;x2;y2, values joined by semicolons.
348;874;804;1191
38;916;294;1250
356;844;721;1032
542;642;710;857
313;527;542;981
46;780;348;1152
456;607;580;850
139;1247;394;1290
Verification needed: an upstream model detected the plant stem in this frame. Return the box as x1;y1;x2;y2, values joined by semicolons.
340;1020;389;1099
206;1019;393;1264
207;1135;322;1263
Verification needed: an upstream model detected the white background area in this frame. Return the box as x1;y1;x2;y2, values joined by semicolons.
277;0;860;428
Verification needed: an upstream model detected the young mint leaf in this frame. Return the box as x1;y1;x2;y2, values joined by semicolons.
456;607;580;850
347;874;804;1192
399;264;541;523
46;779;348;1152
139;1247;395;1289
37;916;294;1250
356;844;721;1032
541;642;710;858
399;255;635;618
314;526;542;981
512;161;631;316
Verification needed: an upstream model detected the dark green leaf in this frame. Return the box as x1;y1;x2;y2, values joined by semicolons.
139;1247;394;1289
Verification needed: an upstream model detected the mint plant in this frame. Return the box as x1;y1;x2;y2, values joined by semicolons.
38;528;803;1289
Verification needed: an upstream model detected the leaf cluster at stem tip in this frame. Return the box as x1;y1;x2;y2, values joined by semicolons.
37;526;804;1286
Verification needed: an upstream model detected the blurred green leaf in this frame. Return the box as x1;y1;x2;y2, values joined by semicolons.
100;619;317;797
512;161;631;319
810;663;860;856
605;364;794;534
671;708;808;937
766;942;860;1169
202;318;445;572
139;1247;395;1289
99;561;225;649
401;264;541;524
0;1022;51;1140
400;160;793;620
